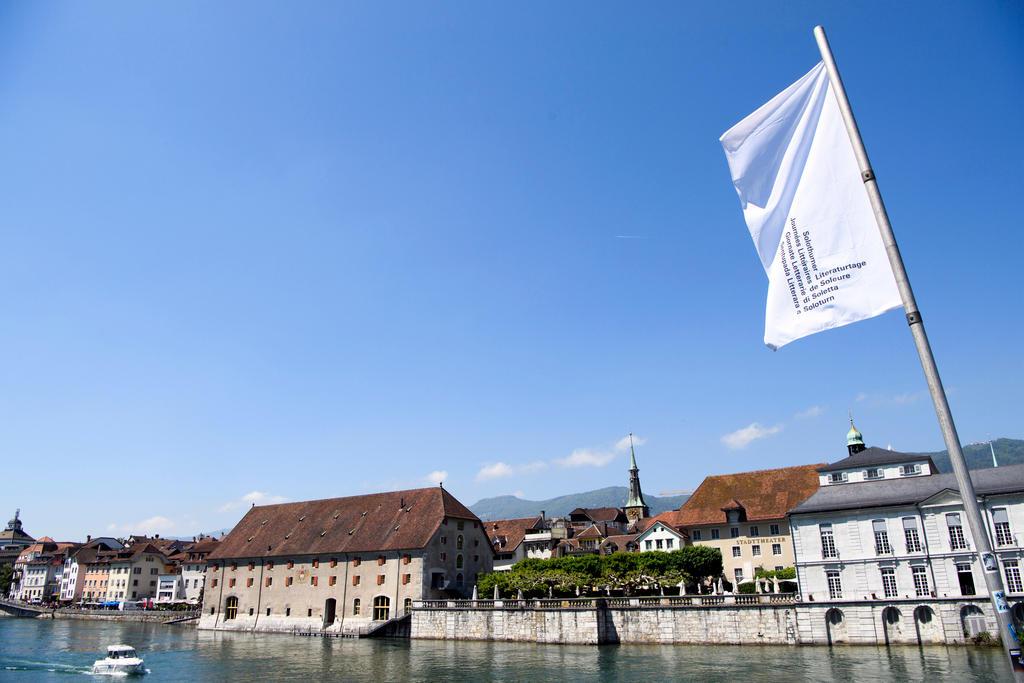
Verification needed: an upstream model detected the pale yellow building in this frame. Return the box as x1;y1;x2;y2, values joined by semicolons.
655;464;823;587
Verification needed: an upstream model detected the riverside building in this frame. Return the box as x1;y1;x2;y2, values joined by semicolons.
789;423;1024;638
656;463;824;587
198;486;492;634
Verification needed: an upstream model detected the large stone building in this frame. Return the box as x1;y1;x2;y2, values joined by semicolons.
788;425;1024;639
198;486;492;633
656;463;824;587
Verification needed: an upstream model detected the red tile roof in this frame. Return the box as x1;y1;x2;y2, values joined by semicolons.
599;534;638;554
569;507;625;523
671;464;826;526
577;522;615;539
487;517;540;552
208;487;479;560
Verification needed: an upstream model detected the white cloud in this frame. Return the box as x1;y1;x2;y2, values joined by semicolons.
721;423;783;450
219;491;289;512
795;405;824;419
854;391;928;406
475;461;547;481
423;470;448;485
890;391;927;405
556;448;615;468
476;462;516;481
242;491;289;506
512;491;525;499
614;434;646;452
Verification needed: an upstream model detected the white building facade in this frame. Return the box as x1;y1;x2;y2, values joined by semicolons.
789;436;1024;638
634;521;687;553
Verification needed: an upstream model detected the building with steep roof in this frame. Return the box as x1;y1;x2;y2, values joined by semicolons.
10;537;78;602
198;486;492;634
658;463;824;587
105;543;169;602
488;515;565;572
179;537;220;603
567;508;629;533
0;510;35;568
59;538;123;603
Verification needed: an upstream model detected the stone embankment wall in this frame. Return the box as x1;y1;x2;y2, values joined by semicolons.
411;596;1001;646
52;610;197;623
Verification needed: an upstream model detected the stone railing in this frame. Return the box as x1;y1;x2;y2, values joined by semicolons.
414;594;796;611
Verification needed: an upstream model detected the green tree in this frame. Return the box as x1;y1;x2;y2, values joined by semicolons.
672;546;722;581
0;564;12;595
477;570;515;599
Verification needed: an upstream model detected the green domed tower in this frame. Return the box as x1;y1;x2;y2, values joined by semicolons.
847;415;866;456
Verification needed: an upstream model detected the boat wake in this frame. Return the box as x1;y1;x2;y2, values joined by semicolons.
2;659;93;675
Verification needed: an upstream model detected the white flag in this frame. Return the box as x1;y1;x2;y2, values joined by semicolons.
720;62;902;349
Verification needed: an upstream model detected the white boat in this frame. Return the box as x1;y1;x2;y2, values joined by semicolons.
91;645;147;676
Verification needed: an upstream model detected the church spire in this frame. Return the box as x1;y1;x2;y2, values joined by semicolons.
624;433;649;523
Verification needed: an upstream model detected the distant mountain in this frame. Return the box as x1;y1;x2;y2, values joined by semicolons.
469;439;1024;522
914;438;1024;473
470;486;690;522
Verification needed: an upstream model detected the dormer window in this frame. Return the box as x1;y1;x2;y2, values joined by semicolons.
865;468;882;480
828;472;848;484
899;464;921;477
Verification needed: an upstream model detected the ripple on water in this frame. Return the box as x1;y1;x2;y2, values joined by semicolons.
0;617;1013;682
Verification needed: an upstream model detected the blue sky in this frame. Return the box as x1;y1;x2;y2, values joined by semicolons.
2;2;1021;541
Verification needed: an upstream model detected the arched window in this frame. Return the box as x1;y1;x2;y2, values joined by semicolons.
403;598;412;613
373;596;390;621
224;596;238;620
353;598;360;616
457;535;464;550
456;573;464;587
456;554;463;569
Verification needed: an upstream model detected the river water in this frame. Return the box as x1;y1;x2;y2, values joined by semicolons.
0;617;1011;681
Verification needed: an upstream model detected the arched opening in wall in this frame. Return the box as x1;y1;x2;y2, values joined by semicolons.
404;598;412;614
224;596;238;621
373;596;390;621
881;606;901;645
961;605;986;639
323;598;336;627
913;605;941;644
825;608;846;645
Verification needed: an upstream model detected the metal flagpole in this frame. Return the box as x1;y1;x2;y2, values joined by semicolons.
813;25;1023;678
